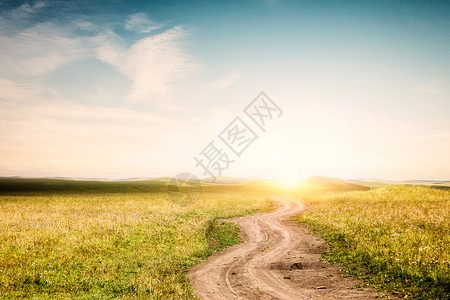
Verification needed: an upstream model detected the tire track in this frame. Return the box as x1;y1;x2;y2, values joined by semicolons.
188;195;379;299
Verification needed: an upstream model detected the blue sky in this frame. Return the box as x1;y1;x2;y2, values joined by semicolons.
0;0;449;180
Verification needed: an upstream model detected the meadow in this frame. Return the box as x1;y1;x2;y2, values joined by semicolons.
0;179;275;299
1;178;449;299
293;185;450;299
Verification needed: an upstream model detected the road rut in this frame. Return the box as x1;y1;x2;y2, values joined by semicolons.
188;195;379;299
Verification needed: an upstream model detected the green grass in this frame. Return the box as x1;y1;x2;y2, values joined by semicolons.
0;179;276;299
3;178;448;299
292;185;450;299
0;178;169;195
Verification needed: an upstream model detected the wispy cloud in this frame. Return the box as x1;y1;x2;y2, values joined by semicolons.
11;1;46;16
0;7;207;177
0;7;200;104
125;13;160;33
0;3;104;80
0;23;92;78
0;1;46;33
97;25;197;103
416;79;448;96
0;78;199;178
203;70;241;94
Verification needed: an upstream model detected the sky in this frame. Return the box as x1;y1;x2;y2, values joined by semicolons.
0;0;449;180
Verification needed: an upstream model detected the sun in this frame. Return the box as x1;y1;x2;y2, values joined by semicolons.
276;179;301;189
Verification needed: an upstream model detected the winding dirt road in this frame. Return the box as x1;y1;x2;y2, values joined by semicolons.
188;196;379;299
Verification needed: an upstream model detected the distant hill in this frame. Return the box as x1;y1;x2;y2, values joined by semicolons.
301;176;369;191
2;176;446;195
0;178;167;195
201;176;263;184
349;178;450;187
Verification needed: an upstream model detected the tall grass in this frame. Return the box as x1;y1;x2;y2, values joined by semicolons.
0;182;275;299
293;185;450;299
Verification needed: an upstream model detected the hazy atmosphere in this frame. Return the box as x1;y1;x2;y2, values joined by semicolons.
1;2;449;299
1;0;449;180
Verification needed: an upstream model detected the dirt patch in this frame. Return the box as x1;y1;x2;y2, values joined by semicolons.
188;196;383;299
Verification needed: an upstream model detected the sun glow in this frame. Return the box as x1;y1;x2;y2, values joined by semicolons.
276;179;301;190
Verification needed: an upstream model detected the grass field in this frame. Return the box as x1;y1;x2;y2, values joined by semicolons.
293;185;450;299
1;178;449;299
0;179;275;299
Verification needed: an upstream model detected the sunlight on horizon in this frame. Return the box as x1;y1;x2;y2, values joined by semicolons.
0;1;449;181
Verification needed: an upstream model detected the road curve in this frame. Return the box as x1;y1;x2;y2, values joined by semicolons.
188;195;378;300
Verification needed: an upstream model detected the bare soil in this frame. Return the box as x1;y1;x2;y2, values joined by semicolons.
188;195;381;299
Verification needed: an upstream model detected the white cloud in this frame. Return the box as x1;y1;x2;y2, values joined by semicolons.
72;19;98;32
0;78;201;178
0;22;97;78
196;70;241;97
0;9;247;178
7;1;46;20
0;1;46;33
125;13;160;33
0;9;224;105
97;25;197;102
0;3;92;80
0;77;37;102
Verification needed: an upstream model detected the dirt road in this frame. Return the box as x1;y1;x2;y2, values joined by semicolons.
188;196;379;299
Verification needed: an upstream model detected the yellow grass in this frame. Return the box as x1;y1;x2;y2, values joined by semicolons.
293;185;450;299
0;186;274;299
